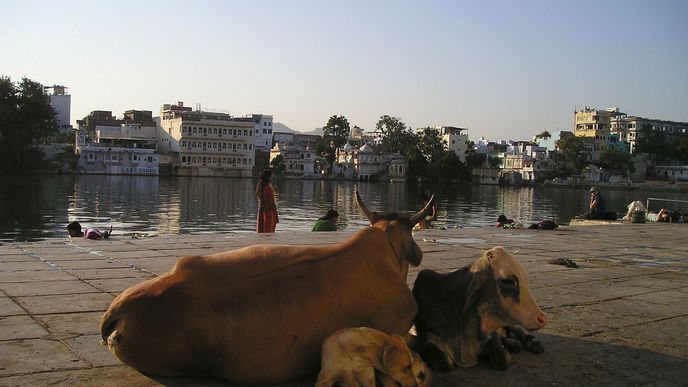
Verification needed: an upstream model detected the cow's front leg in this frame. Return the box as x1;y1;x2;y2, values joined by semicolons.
416;339;453;372
504;325;545;354
483;331;511;370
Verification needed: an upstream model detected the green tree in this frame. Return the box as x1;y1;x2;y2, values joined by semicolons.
555;134;587;176
376;115;416;155
417;127;447;164
635;123;670;163
534;130;551;140
487;156;501;168
672;133;688;163
0;76;58;173
599;147;635;176
323;115;350;149
269;154;285;173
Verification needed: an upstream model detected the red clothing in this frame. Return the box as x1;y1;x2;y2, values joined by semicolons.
256;185;278;233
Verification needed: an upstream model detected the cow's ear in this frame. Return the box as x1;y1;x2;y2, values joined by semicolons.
403;240;423;267
463;271;484;313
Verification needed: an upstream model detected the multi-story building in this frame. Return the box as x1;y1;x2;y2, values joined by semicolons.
500;142;553;182
612;115;688;154
252;114;274;151
159;102;256;177
45;85;72;133
574;107;624;161
74;109;160;175
77;110;125;142
439;126;469;162
573;107;625;161
269;143;316;176
334;143;407;181
75;122;159;175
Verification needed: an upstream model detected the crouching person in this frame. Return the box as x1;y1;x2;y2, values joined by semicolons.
316;327;431;387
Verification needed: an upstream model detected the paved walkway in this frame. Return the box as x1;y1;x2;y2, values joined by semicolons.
1;223;686;386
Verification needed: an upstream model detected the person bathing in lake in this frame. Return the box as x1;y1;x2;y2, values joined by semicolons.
66;221;112;240
256;169;278;233
311;209;339;232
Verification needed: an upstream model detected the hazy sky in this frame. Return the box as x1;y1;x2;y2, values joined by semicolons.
2;0;687;140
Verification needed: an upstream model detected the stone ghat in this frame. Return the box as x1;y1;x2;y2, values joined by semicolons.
1;223;686;386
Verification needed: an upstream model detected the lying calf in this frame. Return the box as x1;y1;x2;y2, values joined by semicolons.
412;246;548;371
316;327;431;387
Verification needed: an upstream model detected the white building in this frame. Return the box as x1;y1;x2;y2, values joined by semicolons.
436;126;469;162
46;85;72;133
269;143;316;176
252;114;274;151
74;122;160;175
334;143;407;181
159;102;256;177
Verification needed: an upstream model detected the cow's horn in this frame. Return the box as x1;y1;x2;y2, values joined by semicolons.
410;194;435;225
356;191;379;223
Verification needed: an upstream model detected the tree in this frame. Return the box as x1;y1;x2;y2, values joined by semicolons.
416;127;447;164
376;115;416;155
672;133;688;163
0;76;58;173
269;154;285;173
323;115;350;149
599;147;635;176
636;123;670;163
555;134;587;176
534;130;551;140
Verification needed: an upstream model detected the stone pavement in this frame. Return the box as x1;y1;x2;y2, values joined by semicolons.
0;223;686;386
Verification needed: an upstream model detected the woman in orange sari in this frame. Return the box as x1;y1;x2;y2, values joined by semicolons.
256;170;278;233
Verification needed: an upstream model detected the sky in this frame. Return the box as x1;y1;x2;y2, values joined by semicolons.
2;0;687;140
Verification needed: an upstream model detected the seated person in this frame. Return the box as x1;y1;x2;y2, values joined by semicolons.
585;187;606;219
646;208;671;222
496;214;515;228
312;209;339;232
67;221;112;240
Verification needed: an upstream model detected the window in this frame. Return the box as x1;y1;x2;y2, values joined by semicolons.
243;158;247;165
222;143;227;149
243;144;247;150
193;127;197;134
263;129;267;134
249;144;252;150
213;128;218;135
223;129;227;135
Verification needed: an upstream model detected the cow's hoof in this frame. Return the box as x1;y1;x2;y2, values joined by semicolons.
525;337;545;354
501;337;523;353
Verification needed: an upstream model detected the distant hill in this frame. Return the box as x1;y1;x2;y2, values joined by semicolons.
273;122;324;136
273;122;298;133
303;127;324;136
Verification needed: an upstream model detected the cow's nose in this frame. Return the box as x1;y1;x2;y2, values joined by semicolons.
536;312;548;328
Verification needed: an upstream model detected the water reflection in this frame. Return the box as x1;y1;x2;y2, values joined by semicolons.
1;175;686;242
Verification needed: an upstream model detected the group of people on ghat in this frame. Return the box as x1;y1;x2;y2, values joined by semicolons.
67;172;685;240
578;186;685;223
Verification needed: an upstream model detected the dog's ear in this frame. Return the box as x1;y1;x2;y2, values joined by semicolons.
382;337;413;373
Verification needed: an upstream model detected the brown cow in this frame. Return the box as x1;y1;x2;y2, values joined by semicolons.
411;246;548;371
100;192;434;384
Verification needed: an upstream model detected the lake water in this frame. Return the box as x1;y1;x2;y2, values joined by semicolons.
1;175;686;242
